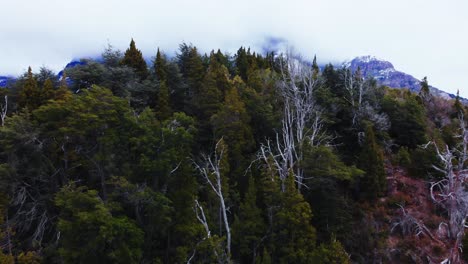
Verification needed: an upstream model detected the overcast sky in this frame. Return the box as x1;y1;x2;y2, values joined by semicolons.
1;0;467;95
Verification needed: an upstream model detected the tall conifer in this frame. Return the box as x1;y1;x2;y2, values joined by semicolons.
121;39;148;80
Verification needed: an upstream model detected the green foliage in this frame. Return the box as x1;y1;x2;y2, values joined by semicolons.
232;177;265;262
382;90;428;148
0;252;14;264
41;78;55;104
408;145;443;179
270;174;317;263
311;239;351;264
359;124;386;200
156;81;172;120
304;145;364;182
177;43;205;113
17;251;41;264
121;39;148;80
55;184;144;264
2;44;460;264
18;67;41;110
396;147;411;167
303;146;363;242
107;176;173;262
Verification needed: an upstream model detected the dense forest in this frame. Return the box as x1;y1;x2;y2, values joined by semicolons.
0;39;467;263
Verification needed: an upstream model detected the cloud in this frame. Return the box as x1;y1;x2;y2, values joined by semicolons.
0;0;467;95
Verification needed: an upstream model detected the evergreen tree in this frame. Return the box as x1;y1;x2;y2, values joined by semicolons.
312;55;319;80
418;76;431;103
211;78;255;193
382;91;427;148
232;177;265;263
155;82;171;120
311;239;351;264
154;48;167;82
55;72;72;101
41;78;55;104
453;89;465;118
121;39;148;80
271;173;317;263
55;185;144;263
154;49;172;119
235;47;249;82
177;43;205;113
194;53;225;146
18;67;41;110
358;124;386;200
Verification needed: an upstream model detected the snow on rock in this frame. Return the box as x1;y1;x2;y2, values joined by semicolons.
343;55;464;102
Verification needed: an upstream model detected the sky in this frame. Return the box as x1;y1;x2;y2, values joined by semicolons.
0;0;467;95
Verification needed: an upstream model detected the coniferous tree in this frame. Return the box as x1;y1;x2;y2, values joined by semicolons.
55;185;144;263
41;78;55;104
358;124;386;200
55;72;72;101
235;47;249;81
177;43;205;113
211;78;255;193
232;177;265;263
121;39;148;80
418;76;431;104
18;67;40;110
453;90;465;118
271;173;317;263
154;49;171;120
312;55;319;80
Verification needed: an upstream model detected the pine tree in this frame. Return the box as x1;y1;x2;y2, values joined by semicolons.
154;49;172;120
232;177;265;263
41;78;55;104
235;47;249;81
211;78;255;194
271;173;317;263
177;44;205;105
312;55;319;80
154;48;167;82
55;185;144;263
55;72;72;101
18;67;41;110
194;53;225;146
418;76;431;103
359;124;386;200
453;90;465;117
121;39;148;80
155;81;171;120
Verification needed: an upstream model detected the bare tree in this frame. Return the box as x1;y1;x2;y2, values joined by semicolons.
1;95;7;127
191;199;223;263
427;114;468;263
194;139;231;262
259;52;327;191
341;67;390;131
341;68;365;127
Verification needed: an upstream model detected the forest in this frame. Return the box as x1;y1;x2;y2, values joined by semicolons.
0;39;467;263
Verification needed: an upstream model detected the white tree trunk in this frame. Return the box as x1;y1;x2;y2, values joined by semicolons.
259;52;326;191
428;114;468;263
1;95;7;127
194;139;231;261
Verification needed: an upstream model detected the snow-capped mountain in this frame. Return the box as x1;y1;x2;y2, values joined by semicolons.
344;55;457;101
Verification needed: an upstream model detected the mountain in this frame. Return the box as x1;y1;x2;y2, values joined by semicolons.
343;55;458;101
0;76;11;87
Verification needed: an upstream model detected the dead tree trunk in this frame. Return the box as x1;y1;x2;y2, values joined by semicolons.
428;114;468;263
1;95;7;127
260;52;326;192
194;139;231;262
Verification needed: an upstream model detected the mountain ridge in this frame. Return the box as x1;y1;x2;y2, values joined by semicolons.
1;55;464;103
343;55;461;101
